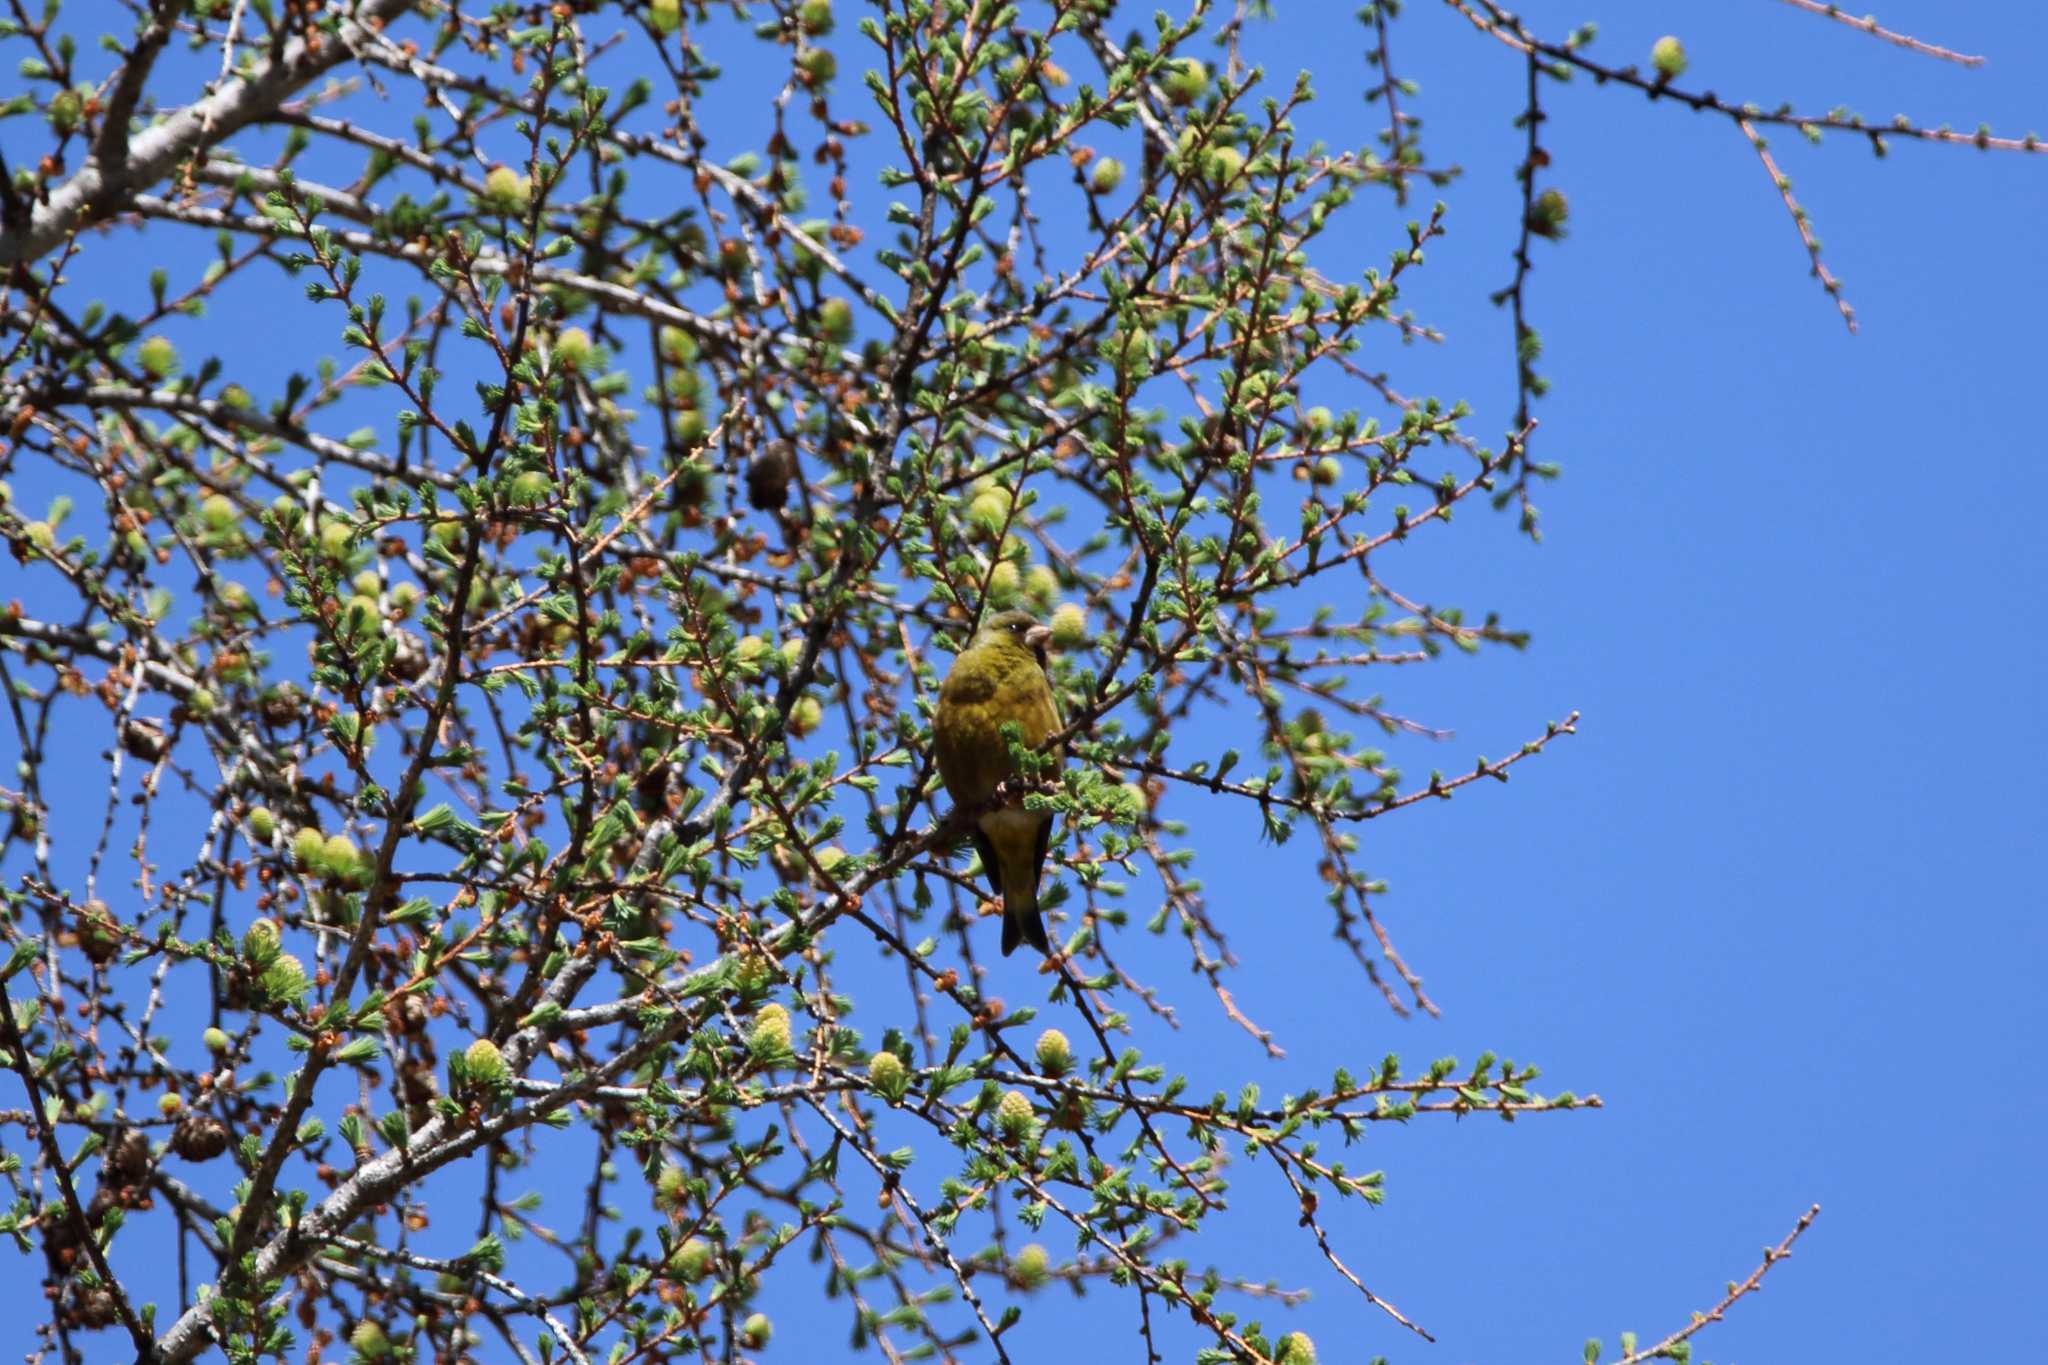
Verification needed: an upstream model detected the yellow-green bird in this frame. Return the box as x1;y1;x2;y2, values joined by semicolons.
934;609;1062;957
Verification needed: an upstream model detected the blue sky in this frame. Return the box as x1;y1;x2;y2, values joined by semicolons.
5;2;2046;1361
1205;4;2048;1362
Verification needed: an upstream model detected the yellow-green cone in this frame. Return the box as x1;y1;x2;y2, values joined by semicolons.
241;918;281;965
1013;1242;1050;1290
349;1320;391;1359
290;827;326;873
260;952;307;1004
675;1237;713;1282
750;1003;793;1061
868;1049;908;1102
1034;1028;1072;1076
996;1089;1035;1141
1049;602;1088;650
482;166;531;212
465;1037;509;1086
321;832;366;886
1651;35;1688;80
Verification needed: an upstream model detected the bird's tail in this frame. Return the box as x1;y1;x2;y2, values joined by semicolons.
999;866;1051;958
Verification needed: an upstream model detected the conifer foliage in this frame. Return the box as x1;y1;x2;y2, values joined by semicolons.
0;2;2024;1361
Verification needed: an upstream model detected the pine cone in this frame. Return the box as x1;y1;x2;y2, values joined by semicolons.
171;1114;231;1161
746;441;795;511
75;900;121;964
119;717;166;762
69;1287;119;1330
105;1127;151;1182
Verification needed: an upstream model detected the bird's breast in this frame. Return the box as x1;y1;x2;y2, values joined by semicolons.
979;805;1045;846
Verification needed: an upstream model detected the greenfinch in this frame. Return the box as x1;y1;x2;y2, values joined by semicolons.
933;609;1061;956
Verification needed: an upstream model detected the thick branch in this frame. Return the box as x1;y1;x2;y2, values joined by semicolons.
0;0;418;267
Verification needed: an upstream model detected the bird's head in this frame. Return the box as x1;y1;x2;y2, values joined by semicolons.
972;609;1052;663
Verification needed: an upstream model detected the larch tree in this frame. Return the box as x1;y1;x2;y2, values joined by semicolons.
0;2;2025;1363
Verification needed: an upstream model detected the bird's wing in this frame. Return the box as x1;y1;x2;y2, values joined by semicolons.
971;827;1003;901
1027;654;1060;875
1031;796;1055;878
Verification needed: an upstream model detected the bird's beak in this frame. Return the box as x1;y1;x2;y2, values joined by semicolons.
1024;624;1053;652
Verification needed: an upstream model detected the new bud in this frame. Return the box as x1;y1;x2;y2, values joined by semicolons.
1013;1242;1051;1289
482;166;532;212
349;1321;391;1360
1162;58;1208;106
996;1089;1036;1141
321;833;367;887
1050;603;1089;649
465;1037;509;1086
1034;1028;1073;1076
241;917;282;967
291;827;327;873
676;1237;713;1282
868;1049;908;1101
1277;1331;1317;1363
137;335;180;380
1650;35;1688;80
751;1003;794;1061
260;952;308;1004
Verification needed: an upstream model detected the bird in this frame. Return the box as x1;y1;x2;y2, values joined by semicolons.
933;608;1062;957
